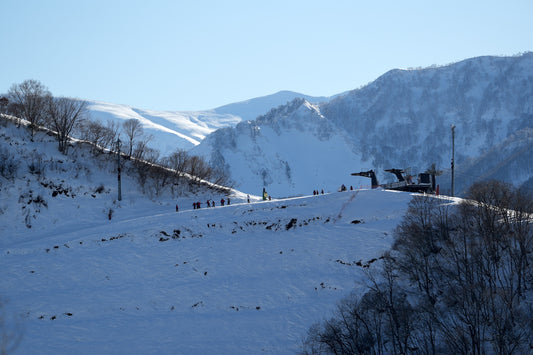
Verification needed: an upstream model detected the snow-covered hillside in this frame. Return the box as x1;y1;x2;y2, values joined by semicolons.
2;188;427;354
0;116;243;242
191;99;363;198
85;100;241;154
194;53;533;197
85;90;333;156
0;116;457;354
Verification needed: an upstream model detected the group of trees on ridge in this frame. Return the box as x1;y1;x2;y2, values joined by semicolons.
0;79;231;190
303;180;533;354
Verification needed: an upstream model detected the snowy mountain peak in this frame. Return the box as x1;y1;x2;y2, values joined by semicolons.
213;90;332;121
302;100;324;117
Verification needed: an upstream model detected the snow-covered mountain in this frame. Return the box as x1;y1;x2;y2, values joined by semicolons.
191;99;362;198
193;53;533;197
85;90;333;156
213;90;333;120
1;115;457;353
84;100;241;155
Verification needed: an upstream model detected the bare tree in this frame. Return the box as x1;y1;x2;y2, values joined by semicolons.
47;98;87;153
79;120;107;153
209;168;233;188
81;119;122;152
101;120;120;151
144;148;160;164
122;119;143;157
186;155;212;181
164;149;189;176
131;135;153;161
7;80;52;139
6;101;23;117
147;164;172;197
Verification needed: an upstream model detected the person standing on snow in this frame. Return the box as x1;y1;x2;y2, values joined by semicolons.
176;204;179;212
220;198;225;206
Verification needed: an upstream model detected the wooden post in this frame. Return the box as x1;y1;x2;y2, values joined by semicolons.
451;125;455;197
117;137;122;201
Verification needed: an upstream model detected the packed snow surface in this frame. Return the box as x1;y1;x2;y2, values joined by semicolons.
1;187;444;354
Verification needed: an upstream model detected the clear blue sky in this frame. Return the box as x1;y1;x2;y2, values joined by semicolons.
2;0;532;111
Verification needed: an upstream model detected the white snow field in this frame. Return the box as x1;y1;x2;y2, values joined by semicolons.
0;116;457;353
1;188;449;354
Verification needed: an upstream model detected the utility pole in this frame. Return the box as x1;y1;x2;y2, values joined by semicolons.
117;137;122;201
451;125;455;197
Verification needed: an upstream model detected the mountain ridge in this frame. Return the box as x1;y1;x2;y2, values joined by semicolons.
193;53;533;197
84;90;335;156
213;90;335;120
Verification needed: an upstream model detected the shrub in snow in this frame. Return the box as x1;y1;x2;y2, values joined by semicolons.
27;152;46;177
0;147;19;180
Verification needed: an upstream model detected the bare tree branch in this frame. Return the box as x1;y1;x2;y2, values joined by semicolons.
122;119;143;157
7;80;52;139
47;98;87;154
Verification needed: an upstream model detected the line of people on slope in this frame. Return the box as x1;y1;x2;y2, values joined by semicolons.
192;197;230;210
175;197;231;212
176;184;355;212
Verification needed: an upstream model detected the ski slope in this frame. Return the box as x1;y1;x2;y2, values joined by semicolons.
1;189;447;354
